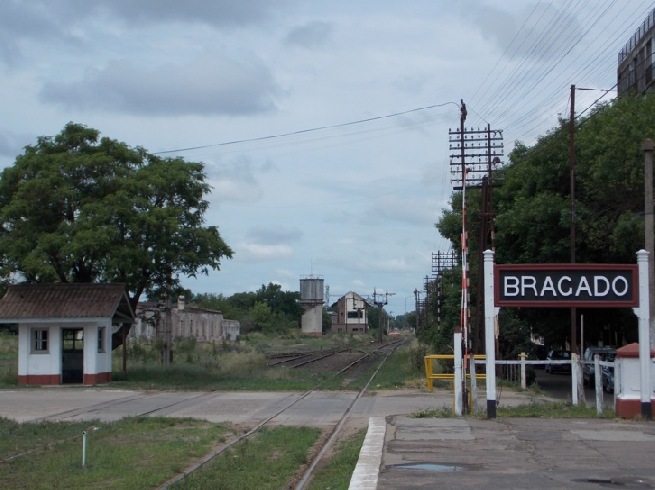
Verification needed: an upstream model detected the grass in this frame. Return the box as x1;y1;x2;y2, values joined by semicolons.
307;429;367;490
0;417;229;489
171;426;322;489
496;401;616;418
412;401;615;419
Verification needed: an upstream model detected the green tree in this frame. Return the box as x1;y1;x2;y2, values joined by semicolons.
0;122;233;348
436;94;655;350
255;282;303;320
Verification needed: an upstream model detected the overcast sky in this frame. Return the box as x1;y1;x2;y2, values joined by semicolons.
1;0;653;316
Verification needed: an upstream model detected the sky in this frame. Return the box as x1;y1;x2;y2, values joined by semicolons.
1;0;654;317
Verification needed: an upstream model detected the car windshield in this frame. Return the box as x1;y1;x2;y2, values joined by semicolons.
551;351;570;359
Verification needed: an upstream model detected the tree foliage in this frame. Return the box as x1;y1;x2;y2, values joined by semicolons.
192;283;302;334
435;95;655;351
0;122;234;347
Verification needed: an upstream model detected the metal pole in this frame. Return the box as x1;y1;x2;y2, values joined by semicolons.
82;431;87;467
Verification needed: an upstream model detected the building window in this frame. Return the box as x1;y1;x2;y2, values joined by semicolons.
32;328;48;353
98;327;106;353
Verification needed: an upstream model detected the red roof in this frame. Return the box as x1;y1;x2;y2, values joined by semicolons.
0;283;134;323
616;342;655;358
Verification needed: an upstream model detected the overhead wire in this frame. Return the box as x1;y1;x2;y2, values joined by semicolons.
154;101;459;156
477;1;655;148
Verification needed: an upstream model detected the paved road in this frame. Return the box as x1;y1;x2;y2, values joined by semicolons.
0;386;548;427
5;387;652;489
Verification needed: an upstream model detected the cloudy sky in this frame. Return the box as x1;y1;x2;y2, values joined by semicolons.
1;0;653;316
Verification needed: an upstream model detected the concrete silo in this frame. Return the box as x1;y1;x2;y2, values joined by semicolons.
299;276;324;336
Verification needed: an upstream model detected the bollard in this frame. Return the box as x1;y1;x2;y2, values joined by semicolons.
82;431;87;467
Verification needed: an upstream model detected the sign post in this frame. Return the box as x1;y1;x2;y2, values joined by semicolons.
634;250;652;419
484;250;499;418
484;250;650;419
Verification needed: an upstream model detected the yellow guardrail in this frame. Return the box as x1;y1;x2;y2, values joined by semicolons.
424;354;487;391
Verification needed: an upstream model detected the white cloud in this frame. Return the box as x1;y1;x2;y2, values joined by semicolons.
1;0;649;318
40;54;280;117
238;243;294;262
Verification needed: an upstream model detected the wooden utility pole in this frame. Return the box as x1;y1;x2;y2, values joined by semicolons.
569;84;578;356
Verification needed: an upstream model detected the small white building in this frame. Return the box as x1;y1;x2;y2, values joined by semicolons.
0;283;134;385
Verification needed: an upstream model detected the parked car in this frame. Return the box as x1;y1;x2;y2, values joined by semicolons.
583;347;616;387
601;353;616;393
545;350;572;374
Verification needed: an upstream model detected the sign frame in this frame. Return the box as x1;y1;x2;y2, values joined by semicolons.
494;263;639;308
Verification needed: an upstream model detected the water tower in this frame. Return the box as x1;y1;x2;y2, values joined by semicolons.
299;275;324;336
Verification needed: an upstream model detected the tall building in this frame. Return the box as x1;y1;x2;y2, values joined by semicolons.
618;9;655;96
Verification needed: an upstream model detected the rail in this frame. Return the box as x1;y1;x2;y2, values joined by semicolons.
423;354;486;391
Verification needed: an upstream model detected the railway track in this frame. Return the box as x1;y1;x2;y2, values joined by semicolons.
159;338;406;489
3;338;407;488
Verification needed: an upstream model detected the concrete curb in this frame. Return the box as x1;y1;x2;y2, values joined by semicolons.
348;417;386;490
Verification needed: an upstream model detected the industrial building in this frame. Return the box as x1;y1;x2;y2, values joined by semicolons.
618;8;655;96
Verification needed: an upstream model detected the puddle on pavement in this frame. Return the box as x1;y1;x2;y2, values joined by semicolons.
395;463;466;472
573;478;653;488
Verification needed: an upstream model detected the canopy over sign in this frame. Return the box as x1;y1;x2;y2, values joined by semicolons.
494;263;638;308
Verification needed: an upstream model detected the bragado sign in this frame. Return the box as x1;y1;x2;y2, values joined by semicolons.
494;263;638;308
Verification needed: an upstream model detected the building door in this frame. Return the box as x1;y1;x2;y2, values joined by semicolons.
62;328;83;384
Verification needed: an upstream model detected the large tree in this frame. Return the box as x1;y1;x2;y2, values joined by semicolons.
0;122;233;348
436;94;655;350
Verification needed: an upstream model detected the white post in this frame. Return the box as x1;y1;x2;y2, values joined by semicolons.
520;353;526;390
635;250;652;419
454;332;462;416
571;353;579;406
484;250;499;418
82;430;87;467
594;354;603;415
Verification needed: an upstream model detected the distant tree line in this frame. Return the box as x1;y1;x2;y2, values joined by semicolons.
192;283;305;335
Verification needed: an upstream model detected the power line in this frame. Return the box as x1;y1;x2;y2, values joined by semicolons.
153;101;459;156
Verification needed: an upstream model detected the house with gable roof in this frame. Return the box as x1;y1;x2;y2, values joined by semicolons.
0;283;134;385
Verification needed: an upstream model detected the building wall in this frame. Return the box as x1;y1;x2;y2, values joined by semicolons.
18;324;62;384
301;305;323;336
18;321;113;386
131;303;240;342
223;320;241;341
618;9;655;96
331;291;369;334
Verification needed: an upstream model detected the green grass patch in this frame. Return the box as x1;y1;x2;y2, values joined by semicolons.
0;417;228;489
496;401;615;418
172;426;322;489
111;362;333;391
307;429;367;490
411;401;615;419
368;343;425;390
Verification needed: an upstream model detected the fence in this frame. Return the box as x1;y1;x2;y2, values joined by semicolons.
424;353;615;415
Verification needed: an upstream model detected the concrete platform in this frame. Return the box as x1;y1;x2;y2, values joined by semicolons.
351;415;655;489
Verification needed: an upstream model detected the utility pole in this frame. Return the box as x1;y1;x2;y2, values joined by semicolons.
373;289;394;343
449;102;503;415
414;289;420;335
569;84;578;357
